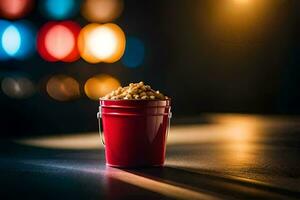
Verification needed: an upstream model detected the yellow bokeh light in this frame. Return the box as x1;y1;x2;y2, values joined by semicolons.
84;74;120;100
78;23;126;63
46;75;80;101
81;0;123;23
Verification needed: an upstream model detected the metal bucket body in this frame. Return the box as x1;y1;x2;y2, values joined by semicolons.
98;99;171;168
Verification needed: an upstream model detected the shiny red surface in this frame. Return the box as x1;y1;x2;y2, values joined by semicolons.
100;99;171;168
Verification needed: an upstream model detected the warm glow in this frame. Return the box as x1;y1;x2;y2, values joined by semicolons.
234;0;249;4
206;0;269;45
46;75;80;101
37;21;80;62
84;74;120;100
0;0;34;19
210;114;259;165
225;122;255;163
17;134;103;150
87;26;117;60
77;23;100;63
81;0;123;23
45;25;75;60
78;23;126;63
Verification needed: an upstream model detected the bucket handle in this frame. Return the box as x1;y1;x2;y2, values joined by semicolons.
167;108;172;137
97;106;172;147
97;109;105;146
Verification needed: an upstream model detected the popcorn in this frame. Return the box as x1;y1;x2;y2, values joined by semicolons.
102;81;168;100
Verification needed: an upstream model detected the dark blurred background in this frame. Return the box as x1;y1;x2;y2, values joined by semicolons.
1;0;300;137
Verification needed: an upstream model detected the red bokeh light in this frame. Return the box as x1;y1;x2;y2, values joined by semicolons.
0;0;34;19
37;21;81;62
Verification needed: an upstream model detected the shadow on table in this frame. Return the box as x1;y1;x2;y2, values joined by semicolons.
122;166;300;200
1;140;300;200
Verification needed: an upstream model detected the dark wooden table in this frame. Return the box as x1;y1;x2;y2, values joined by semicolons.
1;114;300;199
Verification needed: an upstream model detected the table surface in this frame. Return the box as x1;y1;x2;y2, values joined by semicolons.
1;114;300;200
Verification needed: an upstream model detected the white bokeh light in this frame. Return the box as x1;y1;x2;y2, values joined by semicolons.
87;26;117;60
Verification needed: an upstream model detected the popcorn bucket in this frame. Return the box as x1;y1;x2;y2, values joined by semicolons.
97;99;171;168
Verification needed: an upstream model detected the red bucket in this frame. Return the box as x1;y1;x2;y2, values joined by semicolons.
97;99;171;168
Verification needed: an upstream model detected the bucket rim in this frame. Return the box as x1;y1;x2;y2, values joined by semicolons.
99;98;171;107
99;98;171;102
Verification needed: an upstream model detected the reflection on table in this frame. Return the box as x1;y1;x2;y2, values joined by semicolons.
1;114;300;199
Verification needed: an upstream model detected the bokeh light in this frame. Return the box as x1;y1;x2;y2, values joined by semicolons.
0;0;34;19
0;20;36;60
0;20;10;60
1;76;35;99
122;37;145;68
78;23;126;63
84;74;120;100
81;0;123;23
87;25;118;59
77;23;100;63
45;25;74;60
2;25;21;56
46;75;80;101
37;21;80;62
13;21;36;59
39;0;81;20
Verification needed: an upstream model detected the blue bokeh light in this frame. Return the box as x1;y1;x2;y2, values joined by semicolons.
13;21;36;59
0;20;10;60
41;0;81;20
122;37;145;68
0;20;36;60
2;25;21;56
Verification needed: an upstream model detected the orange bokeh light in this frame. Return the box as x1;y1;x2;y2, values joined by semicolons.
46;75;80;101
78;23;126;63
81;0;123;23
0;0;34;19
77;23;100;63
84;74;120;100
